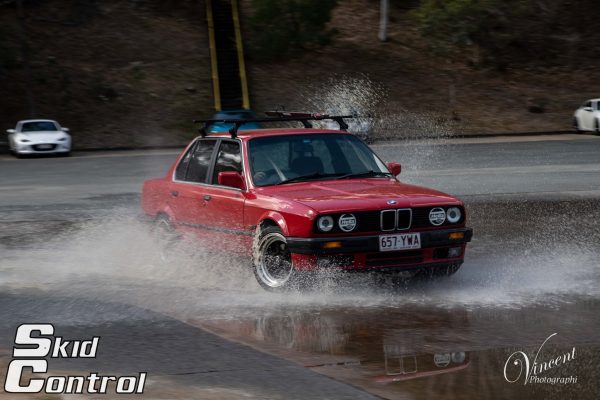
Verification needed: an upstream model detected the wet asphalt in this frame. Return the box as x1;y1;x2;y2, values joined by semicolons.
0;134;599;399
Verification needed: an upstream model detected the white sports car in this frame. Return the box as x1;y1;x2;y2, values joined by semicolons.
573;99;600;134
7;119;72;156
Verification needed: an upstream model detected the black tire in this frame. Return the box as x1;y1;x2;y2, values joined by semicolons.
573;117;582;133
412;262;463;281
252;226;307;291
595;119;600;135
154;214;178;263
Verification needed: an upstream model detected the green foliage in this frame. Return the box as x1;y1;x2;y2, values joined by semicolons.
249;0;338;60
414;0;536;67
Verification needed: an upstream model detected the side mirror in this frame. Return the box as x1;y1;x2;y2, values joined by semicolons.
6;129;15;134
62;127;70;132
386;162;401;177
584;107;593;112
218;171;246;190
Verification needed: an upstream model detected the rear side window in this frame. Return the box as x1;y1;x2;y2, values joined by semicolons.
186;140;217;183
174;142;196;181
212;141;242;184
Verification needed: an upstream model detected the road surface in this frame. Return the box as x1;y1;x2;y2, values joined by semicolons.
1;134;599;399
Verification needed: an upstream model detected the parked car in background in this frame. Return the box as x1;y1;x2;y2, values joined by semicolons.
141;112;473;291
6;119;72;157
574;99;600;134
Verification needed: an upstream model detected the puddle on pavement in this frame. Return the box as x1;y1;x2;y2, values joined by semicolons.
1;199;600;399
194;303;600;400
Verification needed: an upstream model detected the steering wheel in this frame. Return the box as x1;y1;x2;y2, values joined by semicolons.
254;169;278;185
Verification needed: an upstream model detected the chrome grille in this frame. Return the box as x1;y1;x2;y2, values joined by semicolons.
380;209;412;231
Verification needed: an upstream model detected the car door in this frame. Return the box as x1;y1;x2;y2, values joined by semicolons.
168;140;197;224
201;139;249;254
581;101;594;130
169;138;218;237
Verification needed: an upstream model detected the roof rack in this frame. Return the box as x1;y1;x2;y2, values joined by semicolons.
193;111;354;138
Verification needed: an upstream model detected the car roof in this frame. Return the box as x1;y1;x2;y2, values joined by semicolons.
585;98;600;102
201;128;347;140
18;119;58;124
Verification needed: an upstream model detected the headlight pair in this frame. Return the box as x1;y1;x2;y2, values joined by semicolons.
317;214;357;232
429;206;462;226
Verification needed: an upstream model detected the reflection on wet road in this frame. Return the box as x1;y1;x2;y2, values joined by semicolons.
197;303;599;399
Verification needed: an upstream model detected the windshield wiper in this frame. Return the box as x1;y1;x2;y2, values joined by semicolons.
337;170;392;180
276;172;344;185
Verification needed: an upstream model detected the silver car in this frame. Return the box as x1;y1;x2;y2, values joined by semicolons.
7;119;72;157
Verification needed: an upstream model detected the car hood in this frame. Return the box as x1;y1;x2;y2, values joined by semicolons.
18;131;65;142
255;178;462;213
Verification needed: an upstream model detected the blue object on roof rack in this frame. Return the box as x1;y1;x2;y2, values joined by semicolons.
194;111;354;138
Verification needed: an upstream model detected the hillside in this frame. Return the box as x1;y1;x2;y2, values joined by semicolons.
1;0;598;149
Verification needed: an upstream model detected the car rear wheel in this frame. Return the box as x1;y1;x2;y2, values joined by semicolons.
154;214;178;262
253;226;303;291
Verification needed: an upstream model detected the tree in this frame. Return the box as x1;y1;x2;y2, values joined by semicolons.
249;0;338;60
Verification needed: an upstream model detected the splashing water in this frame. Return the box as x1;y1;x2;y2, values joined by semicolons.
299;75;458;176
0;202;599;323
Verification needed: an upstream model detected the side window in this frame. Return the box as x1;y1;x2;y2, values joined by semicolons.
174;142;196;181
212;141;242;184
186;140;217;183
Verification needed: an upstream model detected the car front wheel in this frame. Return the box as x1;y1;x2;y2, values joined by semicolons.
252;226;304;291
573;117;582;133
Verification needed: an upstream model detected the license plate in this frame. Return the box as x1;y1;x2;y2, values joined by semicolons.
379;233;421;251
37;144;53;149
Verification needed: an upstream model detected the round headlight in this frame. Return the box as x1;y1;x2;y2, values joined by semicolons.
429;207;446;226
451;352;466;363
338;214;357;232
317;216;334;232
446;207;462;224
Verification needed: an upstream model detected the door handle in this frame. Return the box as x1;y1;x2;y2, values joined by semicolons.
203;195;212;202
170;191;179;197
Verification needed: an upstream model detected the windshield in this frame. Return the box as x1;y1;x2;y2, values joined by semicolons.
248;133;390;186
21;121;58;132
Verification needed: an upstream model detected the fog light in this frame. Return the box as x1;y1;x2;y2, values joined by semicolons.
449;232;464;240
448;247;462;257
323;241;342;249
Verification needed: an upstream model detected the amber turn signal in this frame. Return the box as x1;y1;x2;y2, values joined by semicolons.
449;232;465;240
323;241;343;249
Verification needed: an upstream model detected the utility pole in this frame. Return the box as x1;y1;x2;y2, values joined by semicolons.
16;0;36;117
378;0;389;42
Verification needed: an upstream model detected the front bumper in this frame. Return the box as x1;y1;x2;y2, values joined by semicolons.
287;227;472;271
287;227;473;255
14;142;71;154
